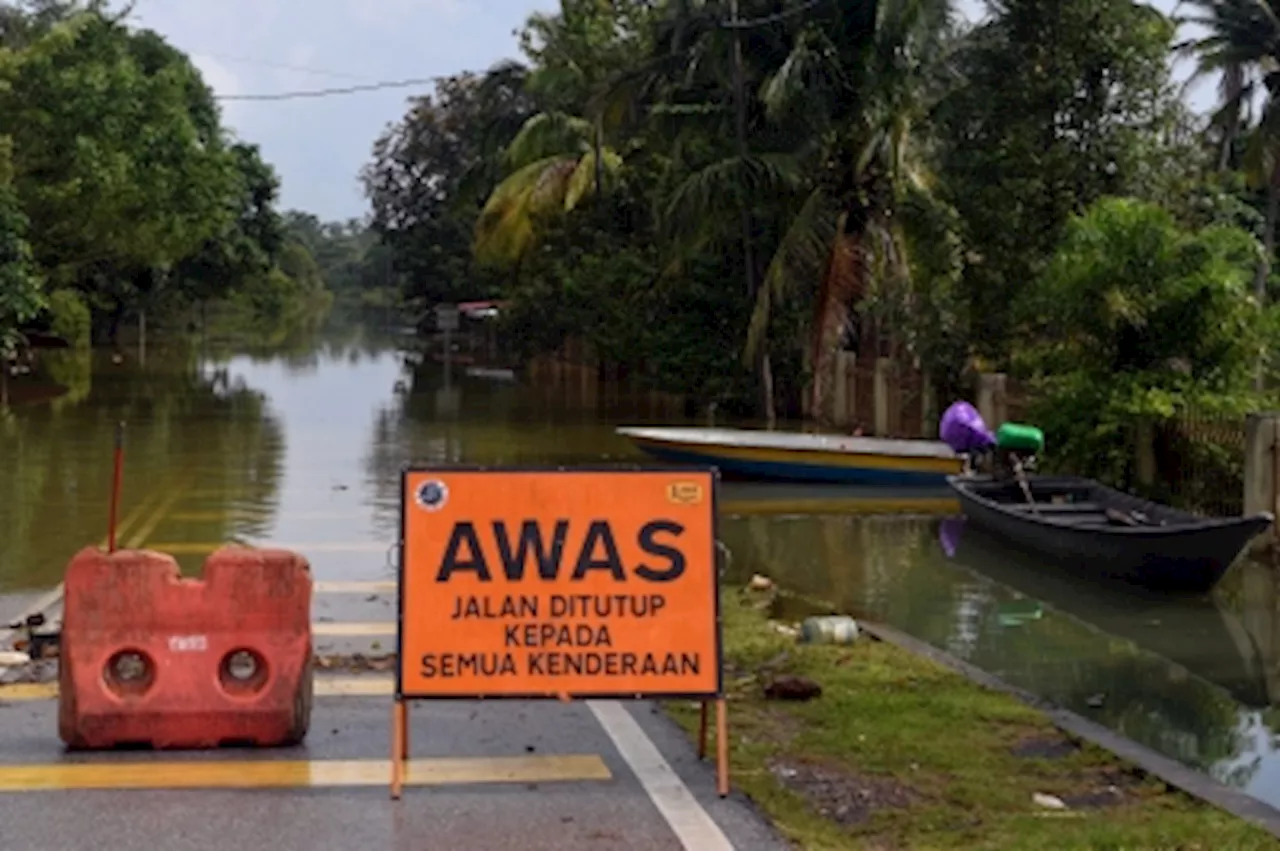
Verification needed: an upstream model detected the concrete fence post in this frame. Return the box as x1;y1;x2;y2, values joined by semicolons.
921;376;938;438
1134;419;1156;488
1244;412;1280;554
976;373;1008;429
833;352;854;428
873;358;892;437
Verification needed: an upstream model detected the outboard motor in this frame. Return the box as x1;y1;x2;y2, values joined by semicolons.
939;401;996;472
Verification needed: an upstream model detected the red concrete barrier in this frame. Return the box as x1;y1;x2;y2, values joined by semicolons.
57;545;314;750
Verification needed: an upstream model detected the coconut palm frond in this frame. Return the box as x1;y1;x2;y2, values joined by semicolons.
474;155;577;268
563;147;623;211
745;188;842;363
503;112;593;171
662;152;805;239
759;27;844;124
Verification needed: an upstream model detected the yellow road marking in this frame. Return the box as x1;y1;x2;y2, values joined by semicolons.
168;511;362;522
315;621;396;637
0;677;396;703
105;486;164;550
124;475;197;550
319;678;395;697
147;542;389;555
0;754;611;792
314;581;396;594
0;683;59;702
0;477;178;646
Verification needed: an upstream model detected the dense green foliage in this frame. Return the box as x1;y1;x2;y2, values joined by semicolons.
0;1;332;351
358;0;1280;495
281;212;403;319
1021;197;1271;486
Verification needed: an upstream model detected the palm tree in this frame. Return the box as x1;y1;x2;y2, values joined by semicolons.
1179;0;1280;386
472;110;621;269
473;0;654;270
608;0;806;421
745;0;957;422
615;0;957;423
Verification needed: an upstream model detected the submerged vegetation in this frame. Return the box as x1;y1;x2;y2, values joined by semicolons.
363;0;1280;496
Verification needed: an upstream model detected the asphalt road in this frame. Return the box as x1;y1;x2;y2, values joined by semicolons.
0;680;789;851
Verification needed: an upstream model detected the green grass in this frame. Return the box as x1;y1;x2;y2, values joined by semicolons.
664;590;1280;850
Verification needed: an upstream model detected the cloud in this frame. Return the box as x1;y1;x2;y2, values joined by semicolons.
130;0;553;219
187;54;246;126
344;0;467;28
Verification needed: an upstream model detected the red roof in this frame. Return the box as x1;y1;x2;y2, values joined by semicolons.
457;300;505;312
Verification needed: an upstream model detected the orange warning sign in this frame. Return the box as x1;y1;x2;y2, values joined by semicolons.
396;467;721;700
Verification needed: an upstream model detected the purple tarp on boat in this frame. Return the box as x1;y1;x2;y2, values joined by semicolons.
939;400;996;455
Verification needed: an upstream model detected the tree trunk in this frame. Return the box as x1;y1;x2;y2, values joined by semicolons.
1220;63;1244;173
759;349;775;426
809;230;863;424
1257;172;1278;391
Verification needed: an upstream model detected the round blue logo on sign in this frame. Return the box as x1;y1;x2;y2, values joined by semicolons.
415;479;448;511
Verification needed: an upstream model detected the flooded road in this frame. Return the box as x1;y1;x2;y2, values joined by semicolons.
5;326;1280;811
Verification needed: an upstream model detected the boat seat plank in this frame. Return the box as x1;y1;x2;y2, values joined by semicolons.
1002;502;1103;514
1034;514;1113;527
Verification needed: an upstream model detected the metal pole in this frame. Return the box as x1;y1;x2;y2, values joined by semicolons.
729;0;755;300
729;0;775;424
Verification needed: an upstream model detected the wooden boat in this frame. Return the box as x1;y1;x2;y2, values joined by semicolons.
946;474;1274;594
616;426;963;487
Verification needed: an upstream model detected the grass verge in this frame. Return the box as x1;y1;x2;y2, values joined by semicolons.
664;589;1280;850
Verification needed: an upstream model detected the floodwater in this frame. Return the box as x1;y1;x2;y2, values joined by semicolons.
4;325;1280;810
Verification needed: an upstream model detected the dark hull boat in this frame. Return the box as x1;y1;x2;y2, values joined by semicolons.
946;474;1274;594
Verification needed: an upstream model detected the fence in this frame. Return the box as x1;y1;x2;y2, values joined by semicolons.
522;337;687;418
972;375;1247;519
1156;412;1246;518
830;354;935;438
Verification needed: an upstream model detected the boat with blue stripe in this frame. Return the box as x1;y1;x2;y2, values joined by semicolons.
616;426;963;487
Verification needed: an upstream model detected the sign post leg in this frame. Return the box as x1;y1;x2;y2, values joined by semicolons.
715;697;730;798
401;700;410;760
697;701;709;760
390;699;406;800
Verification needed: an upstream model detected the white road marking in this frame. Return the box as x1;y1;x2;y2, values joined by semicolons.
587;700;735;851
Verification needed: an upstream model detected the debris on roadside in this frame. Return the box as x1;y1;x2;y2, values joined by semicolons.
315;652;396;673
770;622;800;639
799;615;860;645
0;651;30;668
763;674;822;702
1033;792;1068;810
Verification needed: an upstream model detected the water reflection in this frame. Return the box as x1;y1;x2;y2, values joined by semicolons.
8;328;1280;809
718;509;1280;804
0;343;285;588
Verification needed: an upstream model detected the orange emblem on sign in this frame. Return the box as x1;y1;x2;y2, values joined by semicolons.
665;481;704;505
396;468;721;699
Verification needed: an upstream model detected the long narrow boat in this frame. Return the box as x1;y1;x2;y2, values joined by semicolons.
947;473;1274;594
616;426;963;487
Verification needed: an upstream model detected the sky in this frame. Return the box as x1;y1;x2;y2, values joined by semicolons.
130;0;1206;223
